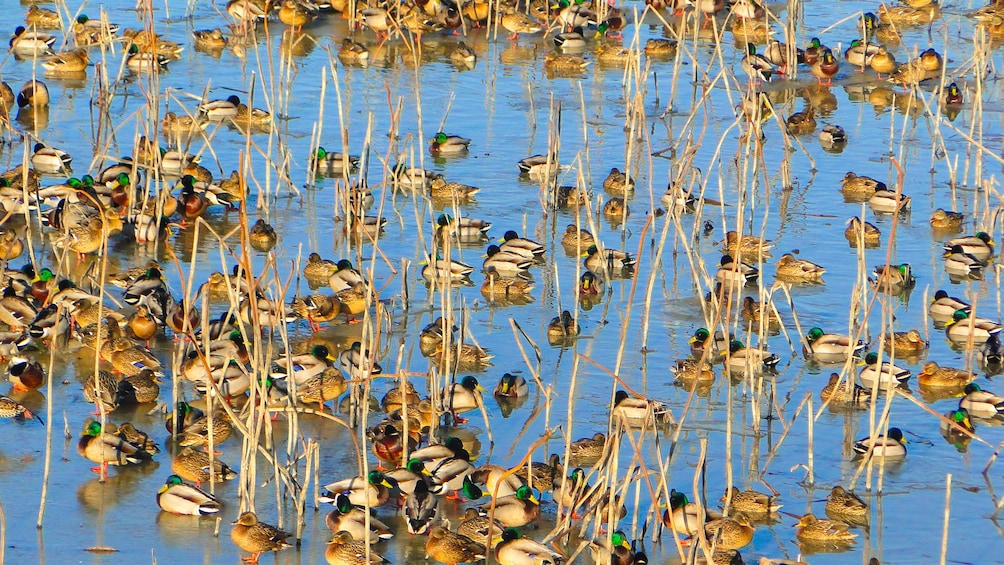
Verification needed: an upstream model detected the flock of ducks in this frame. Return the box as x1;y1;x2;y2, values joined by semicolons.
0;0;1001;563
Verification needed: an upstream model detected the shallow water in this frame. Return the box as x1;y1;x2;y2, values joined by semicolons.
0;0;1003;564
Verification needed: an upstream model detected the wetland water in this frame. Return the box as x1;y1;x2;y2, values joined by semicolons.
0;0;1002;563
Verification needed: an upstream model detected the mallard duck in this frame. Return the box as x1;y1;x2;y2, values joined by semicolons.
41;48;89;74
450;41;477;64
494;527;562;565
198;94;240;121
944;232;994;262
543;52;589;74
8;356;43;392
310;147;360;177
231;511;292;563
824;486;868;520
722;230;772;258
493;372;529;399
166;401;205;434
546;310;580;344
882;329;927;354
803;327;863;359
794;513;858;542
110;421;160;454
844;38;881;68
672;358;715;386
942;407;975;435
426;525;487;565
818;124;848;151
81;370;119;412
440;375;485;423
0;395;38;421
584;244;635;274
178;410;233;448
721;486;781;515
740;296;781;331
786;106;816;135
303;252;339;282
775;253;825;281
9;25;55;56
944;244;984;276
820;372;871;406
569;432;605;463
724;340;780;375
862;11;901;44
516;154;560;178
553;26;587;50
859;351;911;390
484;245;531;275
325;493;394;541
193;28;227;49
429;132;471;155
172;446;237;485
871;263;915;291
30;143;71;174
325;530;389;564
481;484;540;527
931;208;966;231
740;43;775;82
918;361;975;388
841;171;885;198
247;218;278;252
690;327;730;357
513;453;562;495
232;103;272;129
853;426;907;458
929;290;970;322
157;474;221;515
662;489;717;535
499;230;544;259
470;464;525;500
429;177;481;200
456;508;504;549
77;419;150;472
762;39;802;73
811;47;839;86
25;6;61;29
869;188;911;214
125;43;169;71
869;46;896;77
481;269;535;303
844;216;881;247
945;309;1001;345
878;2;941;26
645;38;678;57
945;82;963;105
612;389;674;425
561;225;595;251
278;0;316;30
716;254;758;287
704;516;755;550
322;470;397;508
960;383;1004;419
587;530;633;565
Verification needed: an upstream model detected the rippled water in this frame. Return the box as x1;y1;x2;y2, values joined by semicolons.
0;0;1002;563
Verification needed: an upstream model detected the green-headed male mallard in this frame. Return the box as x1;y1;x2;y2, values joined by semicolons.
429;132;471;155
853;426;907;458
157;474;221;515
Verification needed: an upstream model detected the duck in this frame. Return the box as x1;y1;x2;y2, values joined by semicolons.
325;530;389;564
322;470;397;508
882;329;928;354
422;254;475;283
736;43;774;84
232;103;272;129
499;230;544;259
553;26;587;50
869;188;911;214
941;407;975;436
569;432;606;463
662;489;716;535
612;389;674;426
690;327;730;357
820;373;871;406
481;269;535;303
311;147;360;177
494;527;562;564
8;356;44;392
430;452;478;497
517;154;560;178
17;79;49;108
704;516;755;550
248;218;278;252
602;167;635;195
859;351;911;390
740;296;781;331
324;493;394;541
480;484;540;527
762;39;801;74
853;426;907;458
126;44;169;71
803;327;863;359
869;46;897;77
811;47;839;86
775;253;825;281
786;106;816;135
9;26;55;56
929;290;971;322
483;244;531;275
429;132;471;155
945;309;1001;345
456;508;504;548
440;375;485;423
716;254;758;287
944;245;984;276
471;464;526;499
31;143;72;174
450;42;477;64
945;82;964;105
720;486;781;515
178;410;233;449
871;263;916;291
671;358;715;387
863;11;901;44
645;38;678;57
77;419;150;473
587;531;633;564
172;446;237;485
819;124;848;150
584;244;635;274
724;340;781;375
918;361;975;388
544;52;589;75
960;383;1004;419
561;225;595;250
0;395;38;421
722;230;772;258
404;478;440;535
841;171;886;198
231;511;292;564
278;0;316;30
25;6;61;29
157;474;221;516
931;208;966;230
547;310;580;343
109;421;160;454
41;48;89;74
943;232;994;262
494;372;529;399
980;335;1003;371
794;513;858;543
198;94;241;121
824;486;868;521
514;454;562;494
426;525;487;565
843;38;881;68
193;28;228;49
